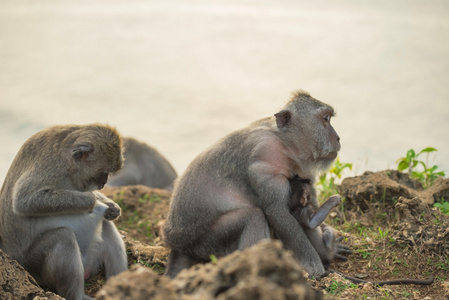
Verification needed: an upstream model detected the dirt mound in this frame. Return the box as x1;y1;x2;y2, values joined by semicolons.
3;178;449;299
340;170;449;210
97;265;177;300
122;230;170;271
0;249;63;300
97;240;321;300
392;197;449;256
101;185;171;246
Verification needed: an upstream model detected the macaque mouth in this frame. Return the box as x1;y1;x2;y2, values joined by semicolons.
325;152;338;160
95;172;109;189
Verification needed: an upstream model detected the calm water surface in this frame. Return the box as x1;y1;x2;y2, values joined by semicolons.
0;0;448;185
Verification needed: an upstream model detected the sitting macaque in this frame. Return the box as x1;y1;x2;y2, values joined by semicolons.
107;137;177;191
163;91;345;278
0;124;128;300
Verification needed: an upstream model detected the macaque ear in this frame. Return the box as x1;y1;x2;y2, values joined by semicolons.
73;143;94;160
274;110;292;130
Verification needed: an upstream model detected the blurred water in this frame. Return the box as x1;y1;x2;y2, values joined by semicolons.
0;0;448;185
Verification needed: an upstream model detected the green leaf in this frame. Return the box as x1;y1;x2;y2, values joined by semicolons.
398;161;409;171
395;157;405;164
418;147;437;155
406;149;416;160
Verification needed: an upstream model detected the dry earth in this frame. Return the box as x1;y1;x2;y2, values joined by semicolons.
1;171;449;299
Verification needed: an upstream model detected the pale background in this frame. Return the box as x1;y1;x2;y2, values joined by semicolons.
1;0;448;185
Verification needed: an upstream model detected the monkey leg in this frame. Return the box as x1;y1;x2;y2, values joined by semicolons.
193;207;270;258
321;225;351;263
164;250;202;278
307;195;341;229
87;220;127;279
24;227;92;300
165;207;270;278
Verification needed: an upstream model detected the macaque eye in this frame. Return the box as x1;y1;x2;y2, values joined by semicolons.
324;115;331;122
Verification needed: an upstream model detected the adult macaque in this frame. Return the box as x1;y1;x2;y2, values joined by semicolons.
107;137;177;191
288;175;350;268
163;90;345;278
289;175;434;286
0;124;128;300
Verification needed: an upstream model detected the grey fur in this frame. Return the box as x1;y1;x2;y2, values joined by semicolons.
288;175;350;268
0;124;127;300
163;91;341;278
107;137;177;191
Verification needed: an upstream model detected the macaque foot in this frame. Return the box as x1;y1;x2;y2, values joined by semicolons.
334;236;352;261
104;202;121;220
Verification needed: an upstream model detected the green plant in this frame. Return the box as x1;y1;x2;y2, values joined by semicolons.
396;147;445;188
326;279;358;296
378;227;388;239
426;256;449;271
138;194;161;203
114;191;128;211
355;247;373;259
433;198;449;215
317;158;353;200
209;254;218;264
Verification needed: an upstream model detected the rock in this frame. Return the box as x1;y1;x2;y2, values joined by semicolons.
0;249;63;300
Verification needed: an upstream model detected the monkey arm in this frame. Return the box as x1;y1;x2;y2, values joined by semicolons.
266;204;326;276
305;195;341;229
12;184;96;216
93;191;116;205
248;162;325;276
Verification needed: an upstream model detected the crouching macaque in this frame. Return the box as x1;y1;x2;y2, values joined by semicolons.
289;176;434;286
163;90;347;278
0;124;128;300
107;137;177;191
288;175;351;268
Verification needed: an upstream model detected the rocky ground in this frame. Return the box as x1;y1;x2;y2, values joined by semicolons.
1;170;449;299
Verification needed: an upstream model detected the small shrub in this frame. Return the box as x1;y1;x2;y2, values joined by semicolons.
434;198;449;215
396;147;445;188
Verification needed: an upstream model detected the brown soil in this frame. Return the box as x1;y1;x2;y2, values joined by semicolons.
1;171;448;299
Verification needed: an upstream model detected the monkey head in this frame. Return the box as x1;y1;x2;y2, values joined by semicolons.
289;175;312;208
64;124;124;191
275;91;340;175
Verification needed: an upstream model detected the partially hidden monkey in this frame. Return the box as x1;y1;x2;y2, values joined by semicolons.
0;124;128;300
107;137;177;191
163;90;348;278
288;175;350;268
289;175;434;286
